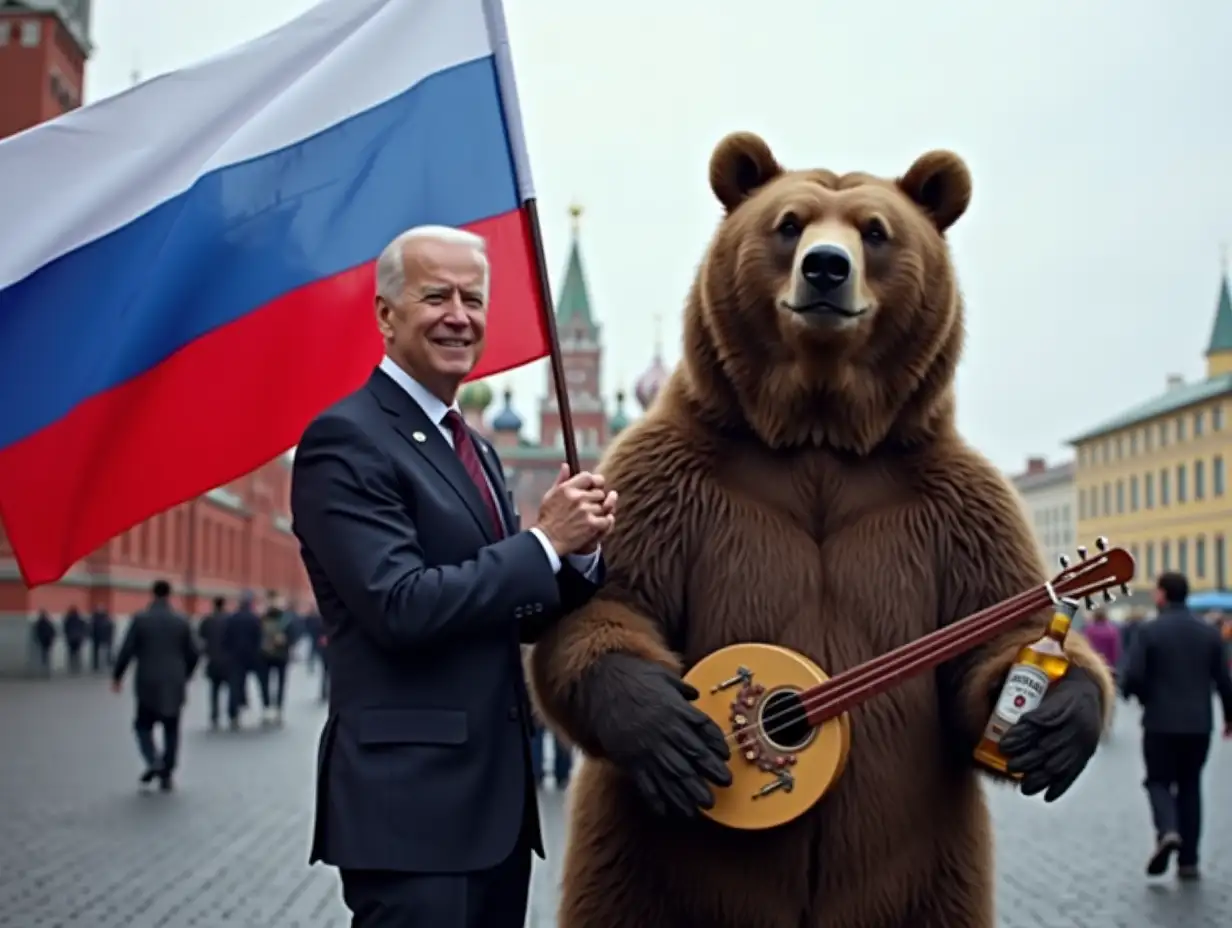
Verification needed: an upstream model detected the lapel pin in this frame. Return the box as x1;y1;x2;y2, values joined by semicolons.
411;430;427;443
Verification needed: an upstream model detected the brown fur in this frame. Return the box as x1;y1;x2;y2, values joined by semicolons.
531;133;1115;928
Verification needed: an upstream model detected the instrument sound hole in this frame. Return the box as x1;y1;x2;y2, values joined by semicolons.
758;688;815;752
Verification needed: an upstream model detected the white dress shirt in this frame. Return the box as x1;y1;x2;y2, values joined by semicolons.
379;355;601;579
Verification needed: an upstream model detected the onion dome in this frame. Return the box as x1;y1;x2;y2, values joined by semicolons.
492;387;523;433
609;390;630;435
457;381;493;413
634;354;669;411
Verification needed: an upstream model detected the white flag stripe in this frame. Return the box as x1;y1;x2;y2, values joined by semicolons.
0;0;493;293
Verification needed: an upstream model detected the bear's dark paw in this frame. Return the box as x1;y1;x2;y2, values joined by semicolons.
1000;664;1103;802
574;653;733;817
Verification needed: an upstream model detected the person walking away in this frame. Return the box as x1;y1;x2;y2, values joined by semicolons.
260;591;292;724
221;593;265;729
62;607;87;673
90;607;114;671
197;597;231;730
1121;572;1232;880
31;611;56;677
290;225;614;928
111;580;200;791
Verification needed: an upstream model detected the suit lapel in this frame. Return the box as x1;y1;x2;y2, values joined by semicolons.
473;436;517;534
367;370;497;542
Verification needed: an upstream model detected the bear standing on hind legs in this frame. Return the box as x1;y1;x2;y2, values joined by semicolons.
530;132;1117;928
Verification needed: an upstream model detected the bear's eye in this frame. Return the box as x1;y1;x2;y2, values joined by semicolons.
863;218;889;244
776;215;803;240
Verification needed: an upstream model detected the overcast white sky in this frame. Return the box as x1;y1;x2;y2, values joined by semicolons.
85;0;1232;473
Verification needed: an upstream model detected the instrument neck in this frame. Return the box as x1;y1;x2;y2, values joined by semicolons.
798;586;1052;727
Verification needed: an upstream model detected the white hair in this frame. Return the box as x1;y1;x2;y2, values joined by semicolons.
375;225;490;304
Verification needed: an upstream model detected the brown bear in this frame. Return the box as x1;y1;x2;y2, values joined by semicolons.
530;132;1117;928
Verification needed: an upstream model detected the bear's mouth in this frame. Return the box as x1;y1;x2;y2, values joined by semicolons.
781;300;869;320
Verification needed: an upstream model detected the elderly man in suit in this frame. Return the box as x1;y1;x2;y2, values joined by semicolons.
111;579;199;791
291;225;615;928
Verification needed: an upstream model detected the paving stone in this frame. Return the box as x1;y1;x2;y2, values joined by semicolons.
0;670;1227;926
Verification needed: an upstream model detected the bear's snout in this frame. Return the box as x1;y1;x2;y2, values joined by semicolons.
788;241;867;325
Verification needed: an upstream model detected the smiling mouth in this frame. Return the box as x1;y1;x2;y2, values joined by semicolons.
781;301;869;319
431;337;473;348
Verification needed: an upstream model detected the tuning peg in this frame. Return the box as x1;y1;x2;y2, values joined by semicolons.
1103;588;1115;603
1058;554;1071;569
1084;596;1095;610
1077;545;1088;561
1095;537;1109;553
1121;583;1131;596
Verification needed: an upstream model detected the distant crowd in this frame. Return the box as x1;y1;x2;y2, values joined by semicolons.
26;595;328;725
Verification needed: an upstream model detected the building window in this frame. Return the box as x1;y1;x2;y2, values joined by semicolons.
1196;536;1207;579
20;19;40;46
1130;475;1139;511
1160;469;1170;506
1115;436;1123;459
1216;535;1227;589
1130;543;1139;565
1195;459;1206;500
1175;416;1186;441
1144;427;1153;452
1178;538;1188;576
1158;422;1168;447
1115;479;1124;514
1176;464;1187;503
1195;411;1205;437
1215;455;1226;496
1146;541;1156;579
1215;405;1225;432
1145;471;1155;508
1078;492;1086;520
1129;432;1138;455
1162;540;1171;572
1102;482;1111;515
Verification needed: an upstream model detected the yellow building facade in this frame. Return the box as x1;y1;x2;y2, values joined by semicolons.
1071;270;1232;592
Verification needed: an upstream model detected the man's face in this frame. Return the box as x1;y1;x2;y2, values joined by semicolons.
377;238;488;395
1153;586;1165;609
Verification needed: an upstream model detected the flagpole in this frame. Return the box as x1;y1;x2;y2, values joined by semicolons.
521;200;580;474
482;0;580;474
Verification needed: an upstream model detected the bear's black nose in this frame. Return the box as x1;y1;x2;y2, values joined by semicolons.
800;244;851;293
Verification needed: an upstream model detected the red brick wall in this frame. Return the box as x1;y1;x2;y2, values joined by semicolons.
0;13;83;141
0;457;311;618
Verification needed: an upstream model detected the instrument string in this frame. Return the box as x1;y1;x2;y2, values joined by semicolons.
730;570;1120;748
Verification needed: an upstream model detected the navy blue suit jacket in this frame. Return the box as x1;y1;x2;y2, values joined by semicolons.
291;368;604;874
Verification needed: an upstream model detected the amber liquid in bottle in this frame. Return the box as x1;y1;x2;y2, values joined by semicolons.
973;598;1078;775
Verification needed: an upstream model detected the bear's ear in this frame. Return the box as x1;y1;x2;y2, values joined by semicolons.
709;132;783;213
899;151;972;233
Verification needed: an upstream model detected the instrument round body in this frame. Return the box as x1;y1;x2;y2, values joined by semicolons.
683;642;851;831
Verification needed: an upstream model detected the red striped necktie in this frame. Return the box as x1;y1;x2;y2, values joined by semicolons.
442;410;504;537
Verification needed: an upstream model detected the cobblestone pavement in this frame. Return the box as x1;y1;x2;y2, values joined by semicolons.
1;669;1228;927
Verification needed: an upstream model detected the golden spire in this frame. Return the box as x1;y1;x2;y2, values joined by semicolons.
568;202;583;236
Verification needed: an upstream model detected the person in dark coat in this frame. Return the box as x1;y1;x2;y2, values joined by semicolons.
31;611;56;677
221;592;265;728
62;607;87;673
259;591;292;725
1121;572;1232;880
111;580;199;791
90;608;114;671
197;597;231;729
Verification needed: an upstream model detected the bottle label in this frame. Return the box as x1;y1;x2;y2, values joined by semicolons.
983;664;1050;742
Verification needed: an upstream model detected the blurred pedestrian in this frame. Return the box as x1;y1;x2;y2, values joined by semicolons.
1121;572;1232;880
111;580;199;792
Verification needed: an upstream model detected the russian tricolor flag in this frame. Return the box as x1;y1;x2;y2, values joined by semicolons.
0;0;550;587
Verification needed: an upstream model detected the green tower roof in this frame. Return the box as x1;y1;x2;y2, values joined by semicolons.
555;204;597;331
1206;268;1232;356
